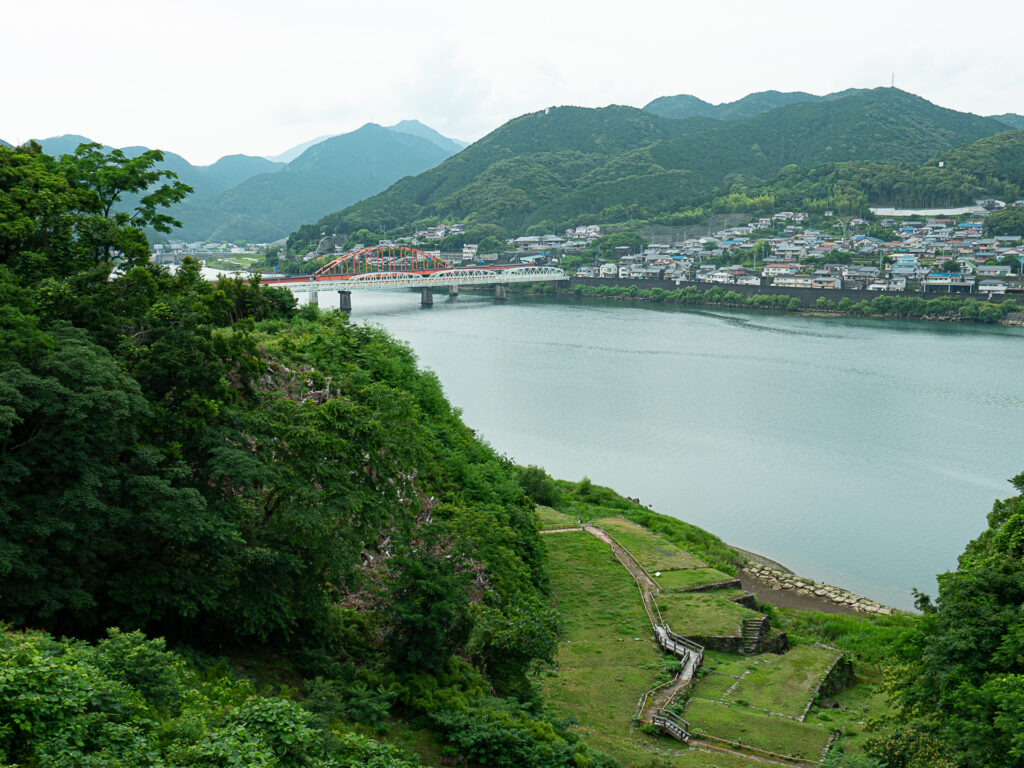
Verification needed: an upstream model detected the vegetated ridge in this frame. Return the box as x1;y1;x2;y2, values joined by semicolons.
170;123;457;242
292;88;1013;246
31;121;464;243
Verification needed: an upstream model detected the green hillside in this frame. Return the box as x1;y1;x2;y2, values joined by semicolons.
292;88;1009;245
644;89;821;120
171;123;455;242
31;125;461;243
990;112;1024;129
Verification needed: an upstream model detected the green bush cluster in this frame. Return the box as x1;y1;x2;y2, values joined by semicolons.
0;140;600;768
565;283;1019;323
0;628;422;768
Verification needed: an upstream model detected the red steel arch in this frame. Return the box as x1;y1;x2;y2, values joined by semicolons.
314;245;452;278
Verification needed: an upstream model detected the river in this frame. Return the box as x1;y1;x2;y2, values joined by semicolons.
344;290;1024;610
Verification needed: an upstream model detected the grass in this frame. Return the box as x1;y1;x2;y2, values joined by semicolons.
656;592;759;637
541;532;663;757
683;698;834;760
535;505;579;530
654;568;736;592
593;517;708;571
553;478;746;574
770;606;917;666
542;531;769;767
721;645;843;717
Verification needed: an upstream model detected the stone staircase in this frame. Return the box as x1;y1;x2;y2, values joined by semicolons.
741;616;767;654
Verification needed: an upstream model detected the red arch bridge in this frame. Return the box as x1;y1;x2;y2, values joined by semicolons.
260;245;568;309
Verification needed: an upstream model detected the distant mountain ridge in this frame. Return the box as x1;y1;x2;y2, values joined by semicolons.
32;135;285;204
644;90;825;120
991;113;1024;130
26;121;463;241
645;89;1021;129
295;88;1010;242
170;123;456;242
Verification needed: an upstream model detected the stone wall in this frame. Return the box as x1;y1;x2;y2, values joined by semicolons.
742;564;895;615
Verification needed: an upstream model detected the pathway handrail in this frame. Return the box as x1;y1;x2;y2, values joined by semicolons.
653;709;691;733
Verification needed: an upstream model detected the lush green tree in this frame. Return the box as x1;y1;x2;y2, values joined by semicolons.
985;206;1024;237
880;473;1024;768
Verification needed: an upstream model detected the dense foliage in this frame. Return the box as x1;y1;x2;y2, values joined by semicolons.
0;142;604;767
643;89;825;121
0;628;423;768
553;283;1020;324
869;473;1024;768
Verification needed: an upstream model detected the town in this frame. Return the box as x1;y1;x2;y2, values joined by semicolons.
154;203;1024;299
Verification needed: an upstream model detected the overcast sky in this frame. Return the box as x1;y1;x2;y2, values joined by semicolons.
6;0;1024;165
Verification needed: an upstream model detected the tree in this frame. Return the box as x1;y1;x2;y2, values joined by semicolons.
984;207;1024;237
879;473;1024;768
58;143;192;266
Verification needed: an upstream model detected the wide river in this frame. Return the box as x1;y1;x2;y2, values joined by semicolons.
345;290;1024;609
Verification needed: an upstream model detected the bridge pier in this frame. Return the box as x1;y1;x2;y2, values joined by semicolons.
338;290;351;313
494;284;507;300
421;287;433;306
448;285;459;297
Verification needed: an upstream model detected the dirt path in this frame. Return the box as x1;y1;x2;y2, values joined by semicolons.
687;740;815;767
538;527;584;534
585;525;658;593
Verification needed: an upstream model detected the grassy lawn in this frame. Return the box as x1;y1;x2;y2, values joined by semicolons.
594;517;708;571
723;645;843;717
655;568;736;592
542;532;665;759
683;699;834;761
535;505;580;530
656;592;758;637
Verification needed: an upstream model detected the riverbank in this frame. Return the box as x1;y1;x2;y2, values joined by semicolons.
513;277;1022;325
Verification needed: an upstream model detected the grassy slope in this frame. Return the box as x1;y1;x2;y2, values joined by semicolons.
536;506;580;530
593;517;709;571
539;481;908;765
542;531;766;767
657;593;758;637
655;568;736;592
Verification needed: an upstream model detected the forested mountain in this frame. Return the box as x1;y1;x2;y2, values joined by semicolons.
171;123;456;242
644;89;822;120
388;119;468;153
991;112;1024;129
29;123;463;243
294;88;1011;244
758;129;1024;213
34;134;285;202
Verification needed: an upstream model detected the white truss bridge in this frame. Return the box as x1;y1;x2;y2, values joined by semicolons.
264;265;568;293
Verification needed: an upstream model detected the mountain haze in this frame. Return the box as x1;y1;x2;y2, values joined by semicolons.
33;135;286;203
27;122;463;242
297;88;1010;240
991;113;1024;130
388;119;467;153
172;123;455;242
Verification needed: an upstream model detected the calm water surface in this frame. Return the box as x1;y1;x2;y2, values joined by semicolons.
346;291;1024;609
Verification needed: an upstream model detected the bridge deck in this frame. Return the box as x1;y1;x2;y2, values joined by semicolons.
262;265;567;292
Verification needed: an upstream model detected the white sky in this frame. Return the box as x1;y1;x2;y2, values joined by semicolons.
5;0;1023;165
